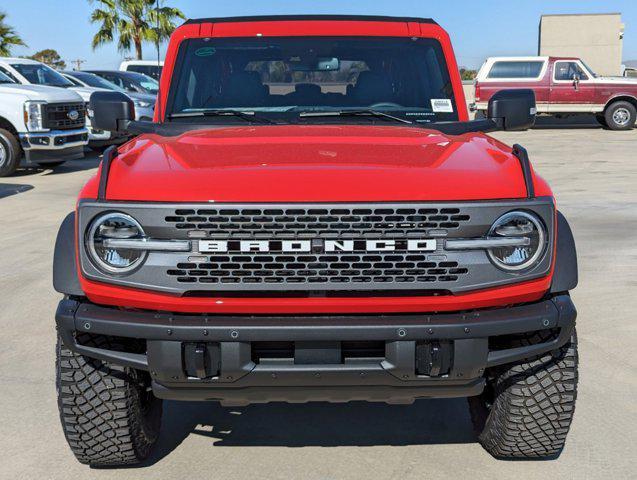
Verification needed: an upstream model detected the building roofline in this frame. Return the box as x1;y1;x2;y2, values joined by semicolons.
184;15;437;25
540;13;621;18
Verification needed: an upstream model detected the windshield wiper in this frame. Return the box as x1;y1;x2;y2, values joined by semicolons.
168;109;275;124
298;109;414;125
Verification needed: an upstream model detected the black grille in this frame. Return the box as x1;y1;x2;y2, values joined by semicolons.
164;206;472;287
43;103;86;130
167;254;469;286
164;206;471;239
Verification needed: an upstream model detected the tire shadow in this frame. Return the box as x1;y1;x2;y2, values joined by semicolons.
0;183;34;199
136;398;476;467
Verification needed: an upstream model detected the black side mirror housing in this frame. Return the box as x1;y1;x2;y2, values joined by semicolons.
488;89;536;131
89;91;135;133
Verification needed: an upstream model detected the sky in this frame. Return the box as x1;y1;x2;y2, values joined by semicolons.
2;0;637;70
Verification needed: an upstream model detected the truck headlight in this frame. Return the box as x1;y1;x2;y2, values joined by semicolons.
86;213;147;274
23;101;47;132
487;211;547;271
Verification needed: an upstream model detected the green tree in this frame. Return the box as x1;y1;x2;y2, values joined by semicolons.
90;0;185;60
29;49;66;69
0;11;27;56
459;68;478;81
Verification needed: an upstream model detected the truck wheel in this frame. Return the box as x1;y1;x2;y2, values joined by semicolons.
468;329;578;459
604;101;636;130
56;334;162;466
0;128;21;177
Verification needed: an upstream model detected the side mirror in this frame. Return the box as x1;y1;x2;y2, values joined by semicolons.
89;91;135;133
488;89;536;131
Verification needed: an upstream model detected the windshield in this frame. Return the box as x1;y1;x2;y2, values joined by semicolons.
11;63;74;87
168;37;458;124
125;72;159;93
127;64;162;80
71;71;127;92
0;70;15;84
580;60;598;78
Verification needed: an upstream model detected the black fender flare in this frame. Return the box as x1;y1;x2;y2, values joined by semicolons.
550;211;578;293
53;212;84;296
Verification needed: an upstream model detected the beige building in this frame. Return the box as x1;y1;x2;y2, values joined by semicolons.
539;13;625;76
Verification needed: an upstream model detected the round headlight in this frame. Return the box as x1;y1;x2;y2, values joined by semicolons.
87;213;147;274
487;211;546;271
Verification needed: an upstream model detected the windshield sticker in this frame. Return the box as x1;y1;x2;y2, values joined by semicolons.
195;47;216;57
431;99;453;113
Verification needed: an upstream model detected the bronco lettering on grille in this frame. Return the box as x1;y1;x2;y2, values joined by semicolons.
198;239;437;253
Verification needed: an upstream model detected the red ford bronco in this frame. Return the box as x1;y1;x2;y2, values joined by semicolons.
54;16;578;466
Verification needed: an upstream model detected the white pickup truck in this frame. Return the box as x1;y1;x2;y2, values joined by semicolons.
0;70;89;177
0;58;128;150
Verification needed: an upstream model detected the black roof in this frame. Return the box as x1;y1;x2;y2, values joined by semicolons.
184;15;436;25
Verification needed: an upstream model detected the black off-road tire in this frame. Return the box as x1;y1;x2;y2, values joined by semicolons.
604;101;636;130
56;334;163;467
468;329;578;459
0;127;21;177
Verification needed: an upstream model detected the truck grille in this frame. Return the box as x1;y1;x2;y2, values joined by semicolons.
164;206;471;287
167;254;469;286
43;103;86;130
164;206;471;238
78;200;556;295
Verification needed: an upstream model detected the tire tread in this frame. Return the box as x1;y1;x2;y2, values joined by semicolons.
56;334;161;466
469;329;578;459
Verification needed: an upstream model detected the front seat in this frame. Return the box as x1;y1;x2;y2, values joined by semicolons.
223;71;268;107
352;71;394;106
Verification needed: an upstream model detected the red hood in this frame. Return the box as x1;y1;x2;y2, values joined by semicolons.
90;125;547;202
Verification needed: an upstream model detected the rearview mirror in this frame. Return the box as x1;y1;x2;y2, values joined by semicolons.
487;89;536;131
289;56;340;72
316;57;340;71
89;91;135;133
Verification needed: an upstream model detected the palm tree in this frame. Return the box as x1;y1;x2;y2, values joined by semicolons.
0;11;27;56
90;0;185;60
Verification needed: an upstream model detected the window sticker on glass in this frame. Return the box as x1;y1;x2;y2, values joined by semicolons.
195;47;216;57
431;99;453;113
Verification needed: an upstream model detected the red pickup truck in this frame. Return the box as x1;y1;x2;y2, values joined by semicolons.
473;56;637;130
53;16;578;466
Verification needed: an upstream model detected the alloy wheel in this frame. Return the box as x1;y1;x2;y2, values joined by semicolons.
612;107;631;126
0;141;7;167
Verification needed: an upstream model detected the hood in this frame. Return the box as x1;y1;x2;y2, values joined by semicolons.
69;85;109;101
101;125;537;203
0;83;84;102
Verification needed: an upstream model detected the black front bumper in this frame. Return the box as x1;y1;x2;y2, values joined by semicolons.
56;295;576;406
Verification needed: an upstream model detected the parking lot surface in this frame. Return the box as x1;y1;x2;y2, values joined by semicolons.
1;125;636;479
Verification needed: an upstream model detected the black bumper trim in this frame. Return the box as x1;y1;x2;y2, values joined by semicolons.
55;295;576;405
151;381;485;405
58;296;573;343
